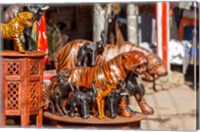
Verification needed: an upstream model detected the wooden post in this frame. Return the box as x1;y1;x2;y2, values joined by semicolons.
156;2;170;71
127;4;138;44
93;4;106;42
0;6;6;126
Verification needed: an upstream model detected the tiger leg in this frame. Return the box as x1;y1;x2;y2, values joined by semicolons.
13;37;25;53
96;98;102;119
100;99;105;118
118;96;132;117
135;93;154;115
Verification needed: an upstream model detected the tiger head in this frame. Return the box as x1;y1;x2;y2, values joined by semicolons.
141;55;168;81
18;12;34;27
122;51;148;74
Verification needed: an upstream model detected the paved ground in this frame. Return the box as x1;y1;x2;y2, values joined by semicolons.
130;84;197;131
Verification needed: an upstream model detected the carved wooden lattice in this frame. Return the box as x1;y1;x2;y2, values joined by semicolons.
29;82;38;108
7;62;20;75
7;82;19;110
1;51;45;127
30;62;39;75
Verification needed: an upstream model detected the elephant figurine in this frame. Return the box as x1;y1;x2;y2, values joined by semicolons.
77;31;107;66
117;72;146;117
23;4;49;51
49;71;74;116
105;79;127;118
68;81;97;119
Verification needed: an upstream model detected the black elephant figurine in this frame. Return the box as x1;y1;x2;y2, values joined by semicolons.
117;72;146;116
77;31;107;67
68;81;97;119
23;4;49;50
125;72;145;102
105;75;146;118
105;79;127;118
49;71;74;116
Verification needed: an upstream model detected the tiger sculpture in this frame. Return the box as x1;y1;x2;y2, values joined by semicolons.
0;12;34;53
56;39;167;81
56;39;168;115
43;51;148;116
64;51;148;118
61;51;147;89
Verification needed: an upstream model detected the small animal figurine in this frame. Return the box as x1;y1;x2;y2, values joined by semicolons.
115;72;147;117
95;81;115;119
124;72;150;114
42;75;60;110
77;31;107;66
49;71;74;116
23;4;49;50
105;79;127;118
68;81;97;119
125;72;145;102
0;11;35;53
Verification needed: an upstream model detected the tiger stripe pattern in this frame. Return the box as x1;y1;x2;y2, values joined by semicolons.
0;12;34;53
62;51;147;89
56;39;167;81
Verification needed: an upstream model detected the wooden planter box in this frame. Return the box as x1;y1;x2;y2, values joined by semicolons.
0;51;45;127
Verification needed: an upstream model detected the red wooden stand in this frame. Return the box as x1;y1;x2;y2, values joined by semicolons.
43;111;146;129
0;51;45;127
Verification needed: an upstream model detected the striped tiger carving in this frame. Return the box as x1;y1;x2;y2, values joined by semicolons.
56;39;167;81
62;51;147;89
0;12;34;53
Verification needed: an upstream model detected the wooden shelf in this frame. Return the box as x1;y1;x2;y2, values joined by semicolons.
43;111;146;125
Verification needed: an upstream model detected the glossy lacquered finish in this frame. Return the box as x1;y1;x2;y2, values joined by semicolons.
0;12;34;53
56;40;167;115
64;51;147;89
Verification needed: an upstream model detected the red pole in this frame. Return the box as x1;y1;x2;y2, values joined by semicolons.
162;2;169;70
156;2;169;71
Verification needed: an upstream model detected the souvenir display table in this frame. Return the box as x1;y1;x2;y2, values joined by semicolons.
0;51;45;127
43;111;146;128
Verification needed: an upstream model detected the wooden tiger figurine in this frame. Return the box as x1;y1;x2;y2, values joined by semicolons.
0;12;34;53
56;39;167;115
62;51;147;90
56;39;167;81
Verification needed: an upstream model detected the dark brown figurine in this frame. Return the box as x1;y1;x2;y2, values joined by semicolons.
68;83;97;119
105;80;125;119
77;31;107;66
49;71;73;116
23;5;49;50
